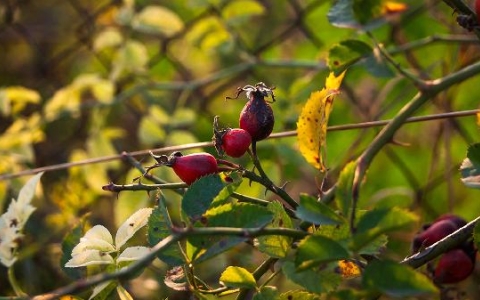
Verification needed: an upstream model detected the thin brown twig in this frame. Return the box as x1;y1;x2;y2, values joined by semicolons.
1;109;478;181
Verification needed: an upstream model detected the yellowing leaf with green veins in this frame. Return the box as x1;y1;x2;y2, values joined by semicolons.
297;71;346;171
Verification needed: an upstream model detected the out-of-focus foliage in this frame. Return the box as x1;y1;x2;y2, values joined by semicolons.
1;0;480;298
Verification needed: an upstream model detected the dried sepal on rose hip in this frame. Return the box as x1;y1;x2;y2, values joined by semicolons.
149;151;219;185
226;82;275;152
213;116;252;158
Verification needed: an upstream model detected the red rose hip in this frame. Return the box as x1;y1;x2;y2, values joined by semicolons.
221;128;252;157
412;219;459;253
434;249;475;284
227;82;275;143
150;151;218;185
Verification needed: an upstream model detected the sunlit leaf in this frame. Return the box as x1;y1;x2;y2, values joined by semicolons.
65;249;114;267
71;225;115;256
115;208;153;249
89;281;116;300
222;0;265;25
117;246;150;263
186;17;231;51
17;172;43;207
0;86;41;116
297;71;346;171
295;194;344;225
111;40;149;79
117;284;134;300
337;260;361;278
93;28;123;51
219;266;257;289
362;260;438;297
295;235;349;271
132;6;184;36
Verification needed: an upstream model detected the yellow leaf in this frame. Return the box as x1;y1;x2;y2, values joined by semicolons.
297;71;346;171
337;259;361;278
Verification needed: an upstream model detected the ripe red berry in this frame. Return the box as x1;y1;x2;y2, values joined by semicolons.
151;152;218;185
433;214;467;229
412;219;459;253
227;82;275;143
221;128;252;157
434;249;475;284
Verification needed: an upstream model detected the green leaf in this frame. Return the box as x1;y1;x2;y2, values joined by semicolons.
189;203;273;262
257;202;293;258
352;0;382;24
132;6;184;36
219;266;257;289
210;177;242;208
282;261;341;294
61;224;85;279
205;202;274;228
148;196;184;266
253;286;278;300
335;161;356;217
363;53;394;78
467;143;480;166
327;0;360;29
362;260;438;297
315;220;387;256
278;291;321;300
351;207;417;252
328;40;372;75
182;174;226;220
295;235;349;271
296;194;344;225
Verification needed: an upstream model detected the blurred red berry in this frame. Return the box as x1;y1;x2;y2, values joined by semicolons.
412;219;459;253
434;249;475;284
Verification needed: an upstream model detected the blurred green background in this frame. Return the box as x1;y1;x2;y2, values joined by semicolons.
1;0;480;298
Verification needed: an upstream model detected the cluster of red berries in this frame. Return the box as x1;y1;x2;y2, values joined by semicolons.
148;82;276;185
412;214;476;284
